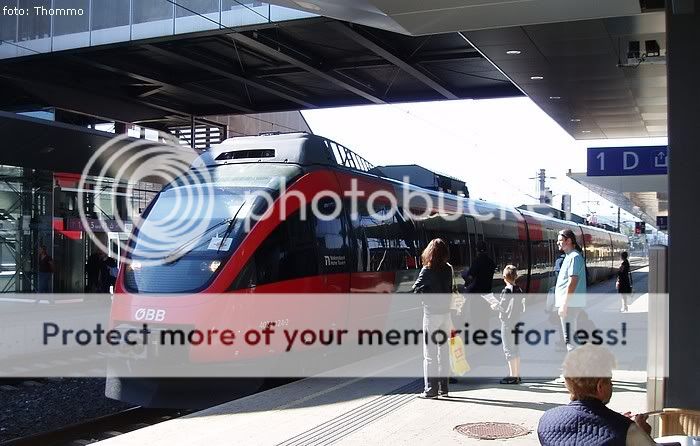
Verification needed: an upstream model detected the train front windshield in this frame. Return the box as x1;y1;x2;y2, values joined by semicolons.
123;163;302;293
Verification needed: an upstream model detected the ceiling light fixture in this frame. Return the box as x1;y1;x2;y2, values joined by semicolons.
530;76;544;80
581;130;592;133
506;50;521;55
570;118;581;122
293;1;321;10
549;96;561;100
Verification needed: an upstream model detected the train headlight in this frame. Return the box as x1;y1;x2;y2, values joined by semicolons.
201;260;221;272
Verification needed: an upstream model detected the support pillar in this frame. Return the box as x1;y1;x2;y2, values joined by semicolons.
665;1;700;408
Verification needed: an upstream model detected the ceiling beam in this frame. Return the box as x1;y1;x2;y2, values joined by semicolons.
249;50;483;78
1;72;185;123
329;22;458;100
414;50;483;64
228;32;386;104
137;86;166;98
142;44;316;109
72;56;255;114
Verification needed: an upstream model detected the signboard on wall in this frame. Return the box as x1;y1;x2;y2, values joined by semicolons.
587;146;667;176
65;218;128;232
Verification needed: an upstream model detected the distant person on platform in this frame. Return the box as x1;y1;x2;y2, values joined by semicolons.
86;251;104;293
37;244;54;297
461;240;496;337
616;252;633;312
462;241;496;295
537;345;655;445
101;256;118;293
555;229;587;351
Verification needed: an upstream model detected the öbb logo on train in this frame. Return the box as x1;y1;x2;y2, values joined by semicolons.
134;308;166;322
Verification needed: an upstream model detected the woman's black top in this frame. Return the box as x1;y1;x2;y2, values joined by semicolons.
413;265;453;314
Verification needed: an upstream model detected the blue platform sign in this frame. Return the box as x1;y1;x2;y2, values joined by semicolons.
587;146;667;176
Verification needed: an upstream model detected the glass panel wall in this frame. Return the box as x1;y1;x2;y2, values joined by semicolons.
90;0;130;45
132;0;174;39
0;0;19;58
17;0;51;53
52;0;89;50
221;0;269;27
269;4;316;22
175;0;219;33
0;0;316;60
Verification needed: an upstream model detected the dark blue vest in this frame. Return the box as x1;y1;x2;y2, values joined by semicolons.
538;398;633;446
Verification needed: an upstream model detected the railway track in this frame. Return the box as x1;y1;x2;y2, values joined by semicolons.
1;407;188;446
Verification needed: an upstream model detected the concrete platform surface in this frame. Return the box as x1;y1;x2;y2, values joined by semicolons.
94;371;648;445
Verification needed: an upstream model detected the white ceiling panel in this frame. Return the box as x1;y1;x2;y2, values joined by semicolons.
645;125;667;132
599;120;645;128
635;96;667;106
266;0;664;140
462;11;666;140
603;127;649;137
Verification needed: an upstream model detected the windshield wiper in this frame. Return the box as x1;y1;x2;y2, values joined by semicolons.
216;202;246;253
160;216;237;265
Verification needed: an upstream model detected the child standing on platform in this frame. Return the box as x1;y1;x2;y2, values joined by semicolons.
494;265;525;384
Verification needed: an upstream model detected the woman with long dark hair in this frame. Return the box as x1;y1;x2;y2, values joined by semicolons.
412;238;453;398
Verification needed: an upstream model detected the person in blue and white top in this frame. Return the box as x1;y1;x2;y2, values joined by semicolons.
555;229;587;351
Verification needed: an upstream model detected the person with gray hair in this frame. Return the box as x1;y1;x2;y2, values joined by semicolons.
537;345;655;445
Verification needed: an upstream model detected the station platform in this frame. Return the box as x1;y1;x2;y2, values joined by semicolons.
95;267;651;445
94;372;647;445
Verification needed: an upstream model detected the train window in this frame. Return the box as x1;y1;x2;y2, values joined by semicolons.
236;209;318;288
491;238;522;272
418;214;468;268
350;204;416;272
387;210;418;269
314;198;350;274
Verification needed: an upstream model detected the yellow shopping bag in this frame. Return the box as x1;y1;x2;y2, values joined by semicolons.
450;335;470;376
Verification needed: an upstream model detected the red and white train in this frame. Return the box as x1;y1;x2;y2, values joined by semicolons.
107;133;628;407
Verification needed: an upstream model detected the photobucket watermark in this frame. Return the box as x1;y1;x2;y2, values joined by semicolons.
78;133;554;267
243;176;506;230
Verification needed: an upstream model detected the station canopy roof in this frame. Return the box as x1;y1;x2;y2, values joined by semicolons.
0;0;667;228
0;17;520;130
265;0;667;141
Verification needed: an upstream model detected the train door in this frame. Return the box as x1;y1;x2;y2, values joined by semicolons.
607;233;614;275
107;232;127;293
107;232;120;260
576;225;591;285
